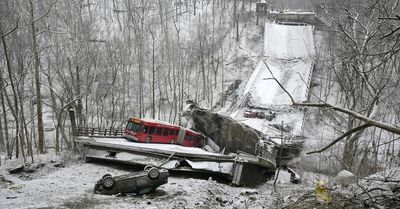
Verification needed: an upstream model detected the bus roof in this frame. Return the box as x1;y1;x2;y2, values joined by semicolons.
128;117;201;135
129;117;179;127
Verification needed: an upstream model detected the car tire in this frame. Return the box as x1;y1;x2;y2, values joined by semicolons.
102;174;112;179
102;175;115;190
147;167;160;180
146;136;152;143
144;165;152;173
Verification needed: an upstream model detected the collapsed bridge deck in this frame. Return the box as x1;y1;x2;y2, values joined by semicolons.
76;136;276;186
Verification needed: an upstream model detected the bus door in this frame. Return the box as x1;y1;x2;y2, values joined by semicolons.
169;128;179;144
144;125;156;143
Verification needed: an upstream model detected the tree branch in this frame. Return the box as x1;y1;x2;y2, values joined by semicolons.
261;59;297;104
260;59;400;139
1;17;20;38
61;94;85;112
306;123;372;154
292;101;400;135
34;0;57;23
381;26;400;39
378;15;400;20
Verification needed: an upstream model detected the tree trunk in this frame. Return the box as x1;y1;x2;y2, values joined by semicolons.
74;65;85;126
0;99;3;152
1;20;22;159
236;14;239;41
46;57;61;153
151;30;156;119
30;0;46;154
2;88;10;159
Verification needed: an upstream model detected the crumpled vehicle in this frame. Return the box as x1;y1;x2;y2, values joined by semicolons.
94;166;168;195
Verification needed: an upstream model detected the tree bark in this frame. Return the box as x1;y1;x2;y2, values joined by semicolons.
29;0;46;154
1;18;21;159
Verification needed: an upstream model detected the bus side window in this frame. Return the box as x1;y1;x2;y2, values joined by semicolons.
163;128;169;136
175;129;179;136
156;127;162;135
185;135;194;141
148;126;155;135
143;125;149;133
169;129;175;135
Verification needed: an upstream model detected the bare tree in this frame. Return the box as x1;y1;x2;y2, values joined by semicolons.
272;0;400;172
28;0;56;154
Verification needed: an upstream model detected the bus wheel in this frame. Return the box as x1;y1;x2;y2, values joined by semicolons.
146;136;152;143
170;139;175;144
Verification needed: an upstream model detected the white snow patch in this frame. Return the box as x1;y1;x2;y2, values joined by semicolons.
91;137;227;157
335;170;357;187
0;162;295;209
264;22;315;59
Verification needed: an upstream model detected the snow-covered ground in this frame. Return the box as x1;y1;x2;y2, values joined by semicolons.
3;159;396;209
0;161;306;209
229;22;315;138
85;137;225;157
264;23;315;59
243;59;313;106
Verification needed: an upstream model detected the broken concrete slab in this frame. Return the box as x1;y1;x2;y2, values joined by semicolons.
75;137;276;186
185;106;303;167
0;175;13;186
8;165;24;174
186;107;264;156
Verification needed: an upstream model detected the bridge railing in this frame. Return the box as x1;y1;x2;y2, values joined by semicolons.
76;127;124;137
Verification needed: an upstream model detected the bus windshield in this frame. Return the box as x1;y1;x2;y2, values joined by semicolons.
126;121;143;132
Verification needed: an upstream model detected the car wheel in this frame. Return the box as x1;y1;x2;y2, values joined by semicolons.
144;165;153;173
102;174;112;179
147;167;160;180
102;175;115;190
146;136;152;143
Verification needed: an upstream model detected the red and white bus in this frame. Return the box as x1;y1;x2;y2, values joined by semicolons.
123;118;205;148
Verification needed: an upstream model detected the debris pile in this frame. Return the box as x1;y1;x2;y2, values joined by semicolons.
186;106;264;155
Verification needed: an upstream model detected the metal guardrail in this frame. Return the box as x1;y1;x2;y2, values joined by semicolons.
76;127;124;137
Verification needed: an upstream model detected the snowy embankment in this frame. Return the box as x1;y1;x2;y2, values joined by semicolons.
246;22;315;106
233;22;315;137
0;161;299;209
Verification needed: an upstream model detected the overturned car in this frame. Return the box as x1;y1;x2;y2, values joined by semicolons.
94;166;168;195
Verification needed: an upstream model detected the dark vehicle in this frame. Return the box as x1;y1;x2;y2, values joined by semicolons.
243;111;265;119
94;166;168;195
